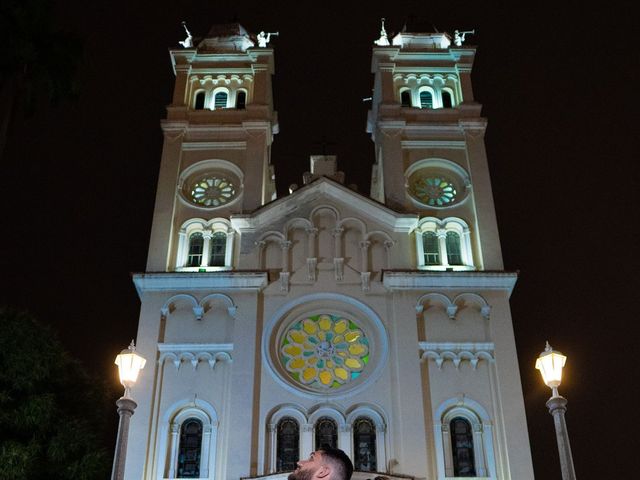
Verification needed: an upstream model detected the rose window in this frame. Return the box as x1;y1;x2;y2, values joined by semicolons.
280;314;369;390
189;175;237;207
411;176;457;206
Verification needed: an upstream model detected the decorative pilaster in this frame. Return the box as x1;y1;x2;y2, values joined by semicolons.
307;258;317;282
167;423;179;478
473;423;487;476
441;423;454;477
334;258;344;281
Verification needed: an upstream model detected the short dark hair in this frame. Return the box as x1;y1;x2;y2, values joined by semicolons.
319;446;353;480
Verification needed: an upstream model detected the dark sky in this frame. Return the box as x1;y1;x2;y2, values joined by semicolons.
1;0;638;478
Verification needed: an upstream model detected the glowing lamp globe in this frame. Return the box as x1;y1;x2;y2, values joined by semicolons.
535;341;566;390
115;341;146;392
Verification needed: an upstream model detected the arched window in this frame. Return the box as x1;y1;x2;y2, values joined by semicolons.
194;91;206;110
442;90;453;108
450;417;476;477
400;90;412;107
415;216;474;271
214;91;228;109
353;417;377;472
236;90;247;109
210;232;227;267
420;90;433;109
177;418;203;478
445;231;462;265
423;232;440;265
276;417;299;472
187;233;204;267
315;417;337;450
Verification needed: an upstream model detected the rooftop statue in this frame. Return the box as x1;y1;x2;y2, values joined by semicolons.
453;29;475;47
257;31;279;47
179;21;193;48
374;18;390;46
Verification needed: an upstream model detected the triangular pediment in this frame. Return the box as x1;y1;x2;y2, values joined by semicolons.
231;177;418;233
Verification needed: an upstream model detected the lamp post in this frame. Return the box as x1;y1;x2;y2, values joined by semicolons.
535;341;576;480
112;341;146;480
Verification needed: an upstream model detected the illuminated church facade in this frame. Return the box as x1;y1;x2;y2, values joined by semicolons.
126;23;535;480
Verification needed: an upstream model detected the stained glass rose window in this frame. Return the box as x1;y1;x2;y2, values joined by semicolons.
411;176;457;207
280;314;369;390
189;175;237;207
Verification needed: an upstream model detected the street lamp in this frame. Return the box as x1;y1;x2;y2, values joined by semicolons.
535;341;576;480
112;341;146;480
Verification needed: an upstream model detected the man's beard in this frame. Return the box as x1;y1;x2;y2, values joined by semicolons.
288;467;316;480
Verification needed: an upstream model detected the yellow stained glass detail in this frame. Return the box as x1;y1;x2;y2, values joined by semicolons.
289;358;305;369
345;331;361;343
280;313;370;391
303;319;317;334
284;345;302;356
319;371;333;385
345;358;362;369
334;368;349;380
349;344;366;356
318;315;332;331
289;331;306;344
303;368;317;382
333;319;348;333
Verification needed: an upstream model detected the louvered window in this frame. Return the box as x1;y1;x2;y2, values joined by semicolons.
214;91;228;109
420;90;433;109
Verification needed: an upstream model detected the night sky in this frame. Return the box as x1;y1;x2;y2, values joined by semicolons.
1;1;637;478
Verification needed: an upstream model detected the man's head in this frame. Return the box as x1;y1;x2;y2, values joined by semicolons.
288;447;354;480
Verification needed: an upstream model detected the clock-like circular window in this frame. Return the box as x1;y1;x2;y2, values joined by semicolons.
410;176;457;207
188;175;237;207
280;313;369;391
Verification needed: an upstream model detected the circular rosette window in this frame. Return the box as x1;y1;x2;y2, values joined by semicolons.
280;314;369;390
411;176;457;207
189;174;237;207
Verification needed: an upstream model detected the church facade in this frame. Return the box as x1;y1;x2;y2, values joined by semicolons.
125;23;534;480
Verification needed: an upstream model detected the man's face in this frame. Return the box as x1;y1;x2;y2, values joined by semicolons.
288;451;326;480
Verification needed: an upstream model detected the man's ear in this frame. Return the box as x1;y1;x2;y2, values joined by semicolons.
316;465;331;479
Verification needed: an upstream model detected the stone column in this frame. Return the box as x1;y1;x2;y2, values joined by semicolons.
201;231;212;268
436;229;448;266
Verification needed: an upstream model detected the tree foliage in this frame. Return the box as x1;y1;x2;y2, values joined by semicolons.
0;307;112;479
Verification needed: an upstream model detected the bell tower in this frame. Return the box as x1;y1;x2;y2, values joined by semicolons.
367;28;503;270
146;23;278;272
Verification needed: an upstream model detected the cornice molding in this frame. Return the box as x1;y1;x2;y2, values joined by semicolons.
383;271;518;296
132;272;268;296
